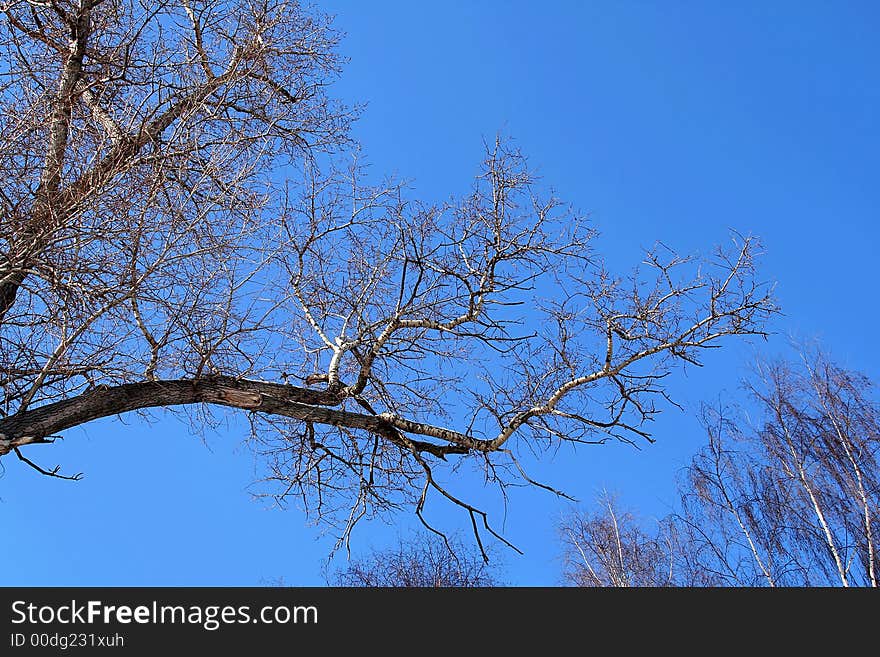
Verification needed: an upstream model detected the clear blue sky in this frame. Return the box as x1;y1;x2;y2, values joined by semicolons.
3;1;879;586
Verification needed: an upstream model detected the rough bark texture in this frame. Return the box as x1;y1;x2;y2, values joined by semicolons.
0;377;466;460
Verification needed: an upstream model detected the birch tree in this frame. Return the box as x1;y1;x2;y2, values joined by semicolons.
561;350;880;586
560;493;679;587
678;351;880;586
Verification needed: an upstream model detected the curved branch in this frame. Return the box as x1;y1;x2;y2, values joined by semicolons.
0;377;467;461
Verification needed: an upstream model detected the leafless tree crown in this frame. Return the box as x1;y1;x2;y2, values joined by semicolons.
561;350;880;587
561;493;677;587
331;533;500;587
0;1;776;554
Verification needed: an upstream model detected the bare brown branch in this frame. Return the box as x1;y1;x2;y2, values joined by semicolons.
0;2;778;553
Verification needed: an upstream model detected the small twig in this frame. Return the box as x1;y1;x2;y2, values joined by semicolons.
14;447;83;481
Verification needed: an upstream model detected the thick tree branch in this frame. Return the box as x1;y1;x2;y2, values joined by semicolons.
0;377;468;461
0;0;94;321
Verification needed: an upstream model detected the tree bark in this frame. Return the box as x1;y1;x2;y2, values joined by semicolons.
0;377;468;460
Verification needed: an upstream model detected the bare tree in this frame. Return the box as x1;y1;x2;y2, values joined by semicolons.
331;533;500;587
0;1;776;554
562;350;880;587
560;493;678;587
679;350;880;587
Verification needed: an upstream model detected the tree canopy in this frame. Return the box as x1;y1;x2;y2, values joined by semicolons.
0;0;776;553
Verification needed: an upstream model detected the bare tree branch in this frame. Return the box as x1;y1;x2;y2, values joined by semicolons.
0;1;778;553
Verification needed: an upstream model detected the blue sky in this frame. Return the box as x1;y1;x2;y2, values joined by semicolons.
3;1;880;586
